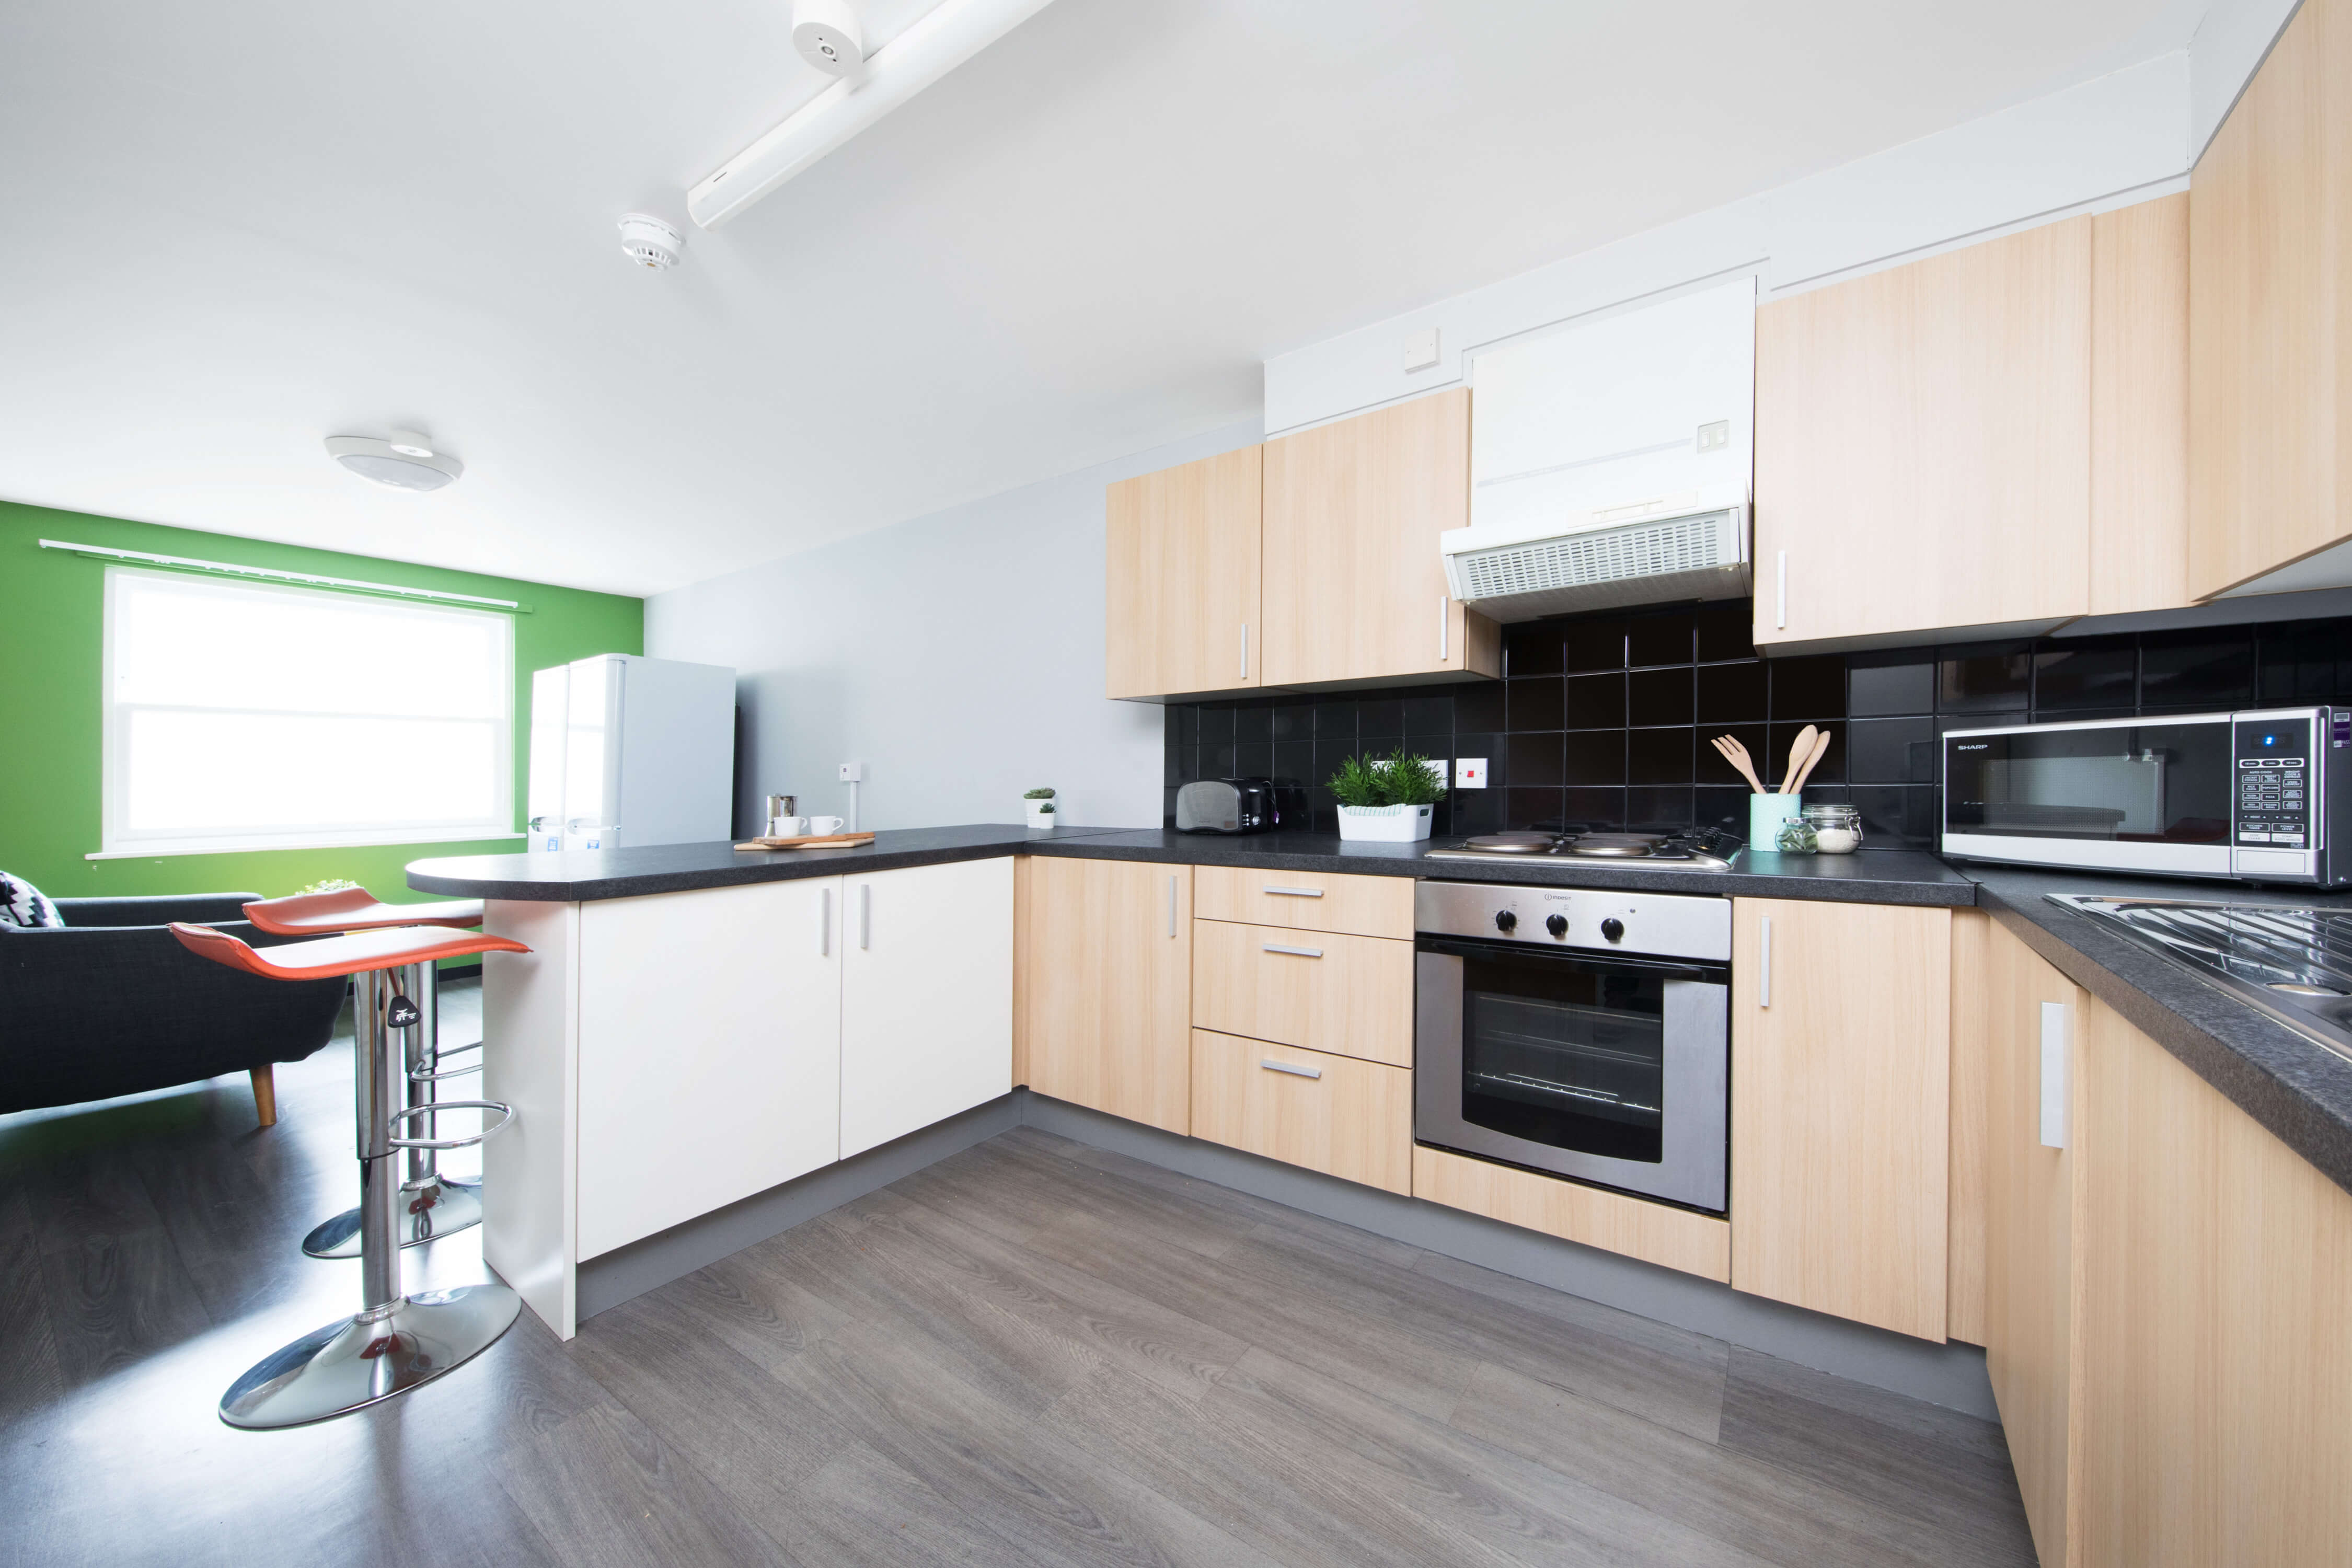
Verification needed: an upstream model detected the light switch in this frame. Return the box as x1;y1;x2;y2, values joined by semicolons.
1696;420;1730;452
1403;327;1441;374
1454;757;1488;790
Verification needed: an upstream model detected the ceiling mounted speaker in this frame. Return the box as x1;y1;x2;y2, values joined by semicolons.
326;431;464;492
792;0;865;77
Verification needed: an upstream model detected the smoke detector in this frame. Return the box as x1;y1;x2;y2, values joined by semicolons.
792;0;865;76
618;213;684;270
325;430;464;492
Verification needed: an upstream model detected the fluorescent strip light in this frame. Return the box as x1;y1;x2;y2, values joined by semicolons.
689;0;1055;230
37;539;528;611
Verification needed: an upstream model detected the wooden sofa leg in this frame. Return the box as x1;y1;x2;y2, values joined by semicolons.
250;1065;278;1128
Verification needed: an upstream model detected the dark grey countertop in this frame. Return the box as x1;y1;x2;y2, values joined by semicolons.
1016;829;1981;905
407;826;2352;1197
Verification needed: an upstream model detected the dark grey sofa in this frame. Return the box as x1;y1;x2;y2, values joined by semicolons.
0;893;345;1122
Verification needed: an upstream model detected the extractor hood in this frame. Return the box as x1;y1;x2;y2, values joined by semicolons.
1448;275;1755;622
1442;484;1750;622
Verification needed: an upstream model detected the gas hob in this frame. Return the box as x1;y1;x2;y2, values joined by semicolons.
1423;826;1746;871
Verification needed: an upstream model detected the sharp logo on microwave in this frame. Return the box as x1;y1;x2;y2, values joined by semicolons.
1956;743;1990;751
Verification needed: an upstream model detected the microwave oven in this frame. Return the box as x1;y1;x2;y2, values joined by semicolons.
1940;707;2352;886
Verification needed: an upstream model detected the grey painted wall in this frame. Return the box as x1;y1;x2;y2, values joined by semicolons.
645;418;1261;834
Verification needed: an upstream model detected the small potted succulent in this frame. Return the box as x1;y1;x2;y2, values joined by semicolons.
1023;787;1057;831
1329;746;1448;843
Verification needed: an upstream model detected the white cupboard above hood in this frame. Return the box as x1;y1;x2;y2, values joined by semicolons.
1445;276;1755;622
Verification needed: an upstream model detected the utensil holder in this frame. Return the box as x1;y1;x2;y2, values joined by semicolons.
1749;792;1803;848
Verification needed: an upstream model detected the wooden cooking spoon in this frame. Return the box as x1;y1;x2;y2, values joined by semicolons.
1787;729;1832;796
1711;734;1768;794
1780;724;1819;794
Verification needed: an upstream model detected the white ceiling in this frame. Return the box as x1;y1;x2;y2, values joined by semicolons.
0;0;2207;598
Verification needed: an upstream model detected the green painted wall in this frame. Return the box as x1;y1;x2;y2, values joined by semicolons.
0;499;643;906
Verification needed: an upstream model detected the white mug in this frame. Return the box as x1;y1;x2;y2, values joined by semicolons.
805;815;846;835
767;815;807;837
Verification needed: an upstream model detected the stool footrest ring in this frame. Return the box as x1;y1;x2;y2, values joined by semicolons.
410;1057;485;1083
387;1099;515;1150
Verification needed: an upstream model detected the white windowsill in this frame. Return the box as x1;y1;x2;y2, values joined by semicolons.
87;832;528;861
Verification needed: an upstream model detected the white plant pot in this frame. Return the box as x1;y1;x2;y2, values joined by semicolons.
1336;803;1434;843
1025;800;1057;830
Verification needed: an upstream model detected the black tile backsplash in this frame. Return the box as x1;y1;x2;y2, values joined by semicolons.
1162;602;2352;846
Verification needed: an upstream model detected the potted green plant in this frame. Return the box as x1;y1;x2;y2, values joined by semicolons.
1329;746;1448;842
1022;787;1057;830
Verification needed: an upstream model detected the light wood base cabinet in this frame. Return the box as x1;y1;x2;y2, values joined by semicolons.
1190;918;1413;1067
1982;924;2084;1568
1191;863;1414;940
1191;1030;1411;1194
1730;897;1952;1340
1021;857;1192;1133
1411;1146;1731;1283
1977;915;2352;1565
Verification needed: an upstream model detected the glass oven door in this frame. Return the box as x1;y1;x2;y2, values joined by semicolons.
1414;935;1728;1213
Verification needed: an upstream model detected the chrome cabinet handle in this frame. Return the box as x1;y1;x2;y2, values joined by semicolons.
1758;916;1772;1008
1262;885;1323;898
2039;1001;2070;1149
1775;550;1788;631
859;883;871;950
1241;623;1249;681
1262;943;1323;958
1438;595;1448;662
1261;1058;1322;1080
1167;874;1178;938
820;886;832;956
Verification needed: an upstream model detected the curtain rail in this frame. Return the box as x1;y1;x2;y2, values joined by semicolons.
38;539;530;613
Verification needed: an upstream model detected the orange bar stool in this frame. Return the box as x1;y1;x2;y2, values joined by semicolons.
172;919;528;1429
245;888;487;1260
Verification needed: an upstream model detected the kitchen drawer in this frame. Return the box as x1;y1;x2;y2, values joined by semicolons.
1191;918;1412;1067
1190;1030;1412;1194
1192;864;1413;940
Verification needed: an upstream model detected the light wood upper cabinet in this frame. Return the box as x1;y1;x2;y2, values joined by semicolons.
1262;388;1501;687
1730;897;1952;1340
2188;0;2352;599
1754;218;2093;651
2091;194;2191;616
1020;856;1192;1134
1105;445;1263;700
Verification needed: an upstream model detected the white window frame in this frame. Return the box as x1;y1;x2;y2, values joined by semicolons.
99;566;518;857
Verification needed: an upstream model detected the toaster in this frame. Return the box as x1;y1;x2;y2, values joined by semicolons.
1175;778;1300;835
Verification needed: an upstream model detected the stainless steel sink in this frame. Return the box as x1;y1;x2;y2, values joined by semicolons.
2052;895;2352;1063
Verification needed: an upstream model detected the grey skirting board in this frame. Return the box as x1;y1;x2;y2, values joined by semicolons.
575;1088;1997;1421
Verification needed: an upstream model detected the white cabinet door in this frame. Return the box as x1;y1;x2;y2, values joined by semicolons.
841;857;1013;1158
577;878;841;1259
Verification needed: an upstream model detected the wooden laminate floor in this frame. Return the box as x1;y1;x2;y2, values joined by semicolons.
2;982;2037;1567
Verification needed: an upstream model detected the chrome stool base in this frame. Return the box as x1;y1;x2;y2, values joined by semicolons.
300;1175;483;1259
218;1283;521;1429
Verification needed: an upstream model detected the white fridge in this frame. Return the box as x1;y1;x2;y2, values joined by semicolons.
526;654;735;850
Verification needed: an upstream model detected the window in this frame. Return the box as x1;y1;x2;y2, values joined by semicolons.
102;568;514;855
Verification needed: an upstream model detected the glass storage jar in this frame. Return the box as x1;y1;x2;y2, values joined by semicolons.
1802;802;1863;854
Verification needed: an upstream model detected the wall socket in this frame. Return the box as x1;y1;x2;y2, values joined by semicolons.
1402;327;1441;374
838;761;864;782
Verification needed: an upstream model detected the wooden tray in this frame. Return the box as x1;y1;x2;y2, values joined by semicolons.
734;832;877;851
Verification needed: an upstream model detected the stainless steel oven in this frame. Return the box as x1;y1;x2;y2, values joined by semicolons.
1413;881;1730;1213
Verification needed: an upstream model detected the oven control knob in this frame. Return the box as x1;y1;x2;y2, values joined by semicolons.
1600;917;1625;943
1494;910;1517;933
1546;914;1568;938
